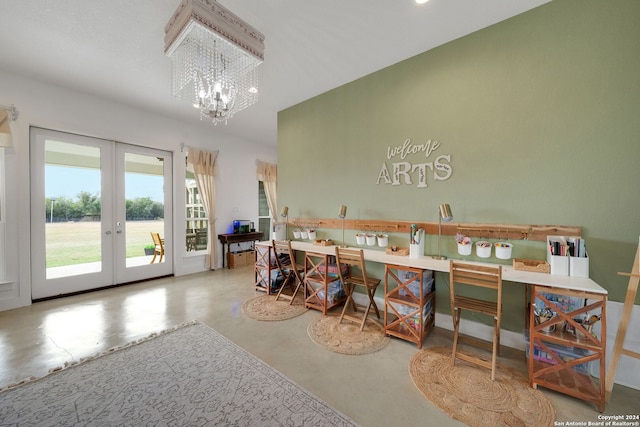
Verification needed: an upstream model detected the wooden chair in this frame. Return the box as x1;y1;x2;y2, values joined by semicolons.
150;232;164;264
335;247;381;331
272;240;304;304
449;260;502;381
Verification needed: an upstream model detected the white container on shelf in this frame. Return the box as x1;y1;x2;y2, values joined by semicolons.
567;236;589;278
377;234;388;247
476;241;492;258
355;234;366;245
547;235;570;276
457;241;472;256
570;254;589;278
409;241;424;259
307;230;317;240
494;242;513;259
300;230;308;239
293;229;301;239
366;234;377;246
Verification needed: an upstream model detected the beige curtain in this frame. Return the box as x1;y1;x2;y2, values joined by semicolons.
256;161;277;222
187;148;219;269
0;110;13;148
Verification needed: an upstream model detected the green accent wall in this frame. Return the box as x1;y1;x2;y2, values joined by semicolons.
277;0;640;331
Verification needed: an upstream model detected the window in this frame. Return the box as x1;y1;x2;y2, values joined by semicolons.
257;181;270;240
186;168;208;252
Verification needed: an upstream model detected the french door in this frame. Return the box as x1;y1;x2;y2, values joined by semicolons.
30;128;173;300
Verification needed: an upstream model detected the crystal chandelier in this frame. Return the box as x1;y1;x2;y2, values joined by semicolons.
164;0;265;125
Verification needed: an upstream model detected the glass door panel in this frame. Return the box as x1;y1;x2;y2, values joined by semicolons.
31;128;114;299
124;152;165;266
45;141;103;278
115;144;172;283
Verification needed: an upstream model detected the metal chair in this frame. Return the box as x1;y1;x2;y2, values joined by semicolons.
335;247;381;331
449;260;503;380
272;240;304;304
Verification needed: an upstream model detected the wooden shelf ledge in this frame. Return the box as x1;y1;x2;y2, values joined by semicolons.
286;218;580;242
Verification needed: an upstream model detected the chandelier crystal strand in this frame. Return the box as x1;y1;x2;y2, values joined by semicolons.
164;0;264;125
168;20;261;125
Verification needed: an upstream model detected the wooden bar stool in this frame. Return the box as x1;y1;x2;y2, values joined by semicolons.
335;247;381;331
450;260;503;381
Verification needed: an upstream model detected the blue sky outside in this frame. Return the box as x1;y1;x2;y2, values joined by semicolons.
46;165;164;202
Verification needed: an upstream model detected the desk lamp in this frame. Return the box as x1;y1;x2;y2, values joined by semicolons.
280;206;289;239
432;203;453;260
338;205;347;248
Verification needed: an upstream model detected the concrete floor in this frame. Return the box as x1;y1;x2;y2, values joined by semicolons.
1;267;638;426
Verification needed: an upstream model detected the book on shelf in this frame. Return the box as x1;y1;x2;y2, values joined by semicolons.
549;237;587;258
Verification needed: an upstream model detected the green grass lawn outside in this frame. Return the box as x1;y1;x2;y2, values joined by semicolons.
46;220;165;267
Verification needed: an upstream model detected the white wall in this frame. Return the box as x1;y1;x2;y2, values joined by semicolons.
0;70;277;311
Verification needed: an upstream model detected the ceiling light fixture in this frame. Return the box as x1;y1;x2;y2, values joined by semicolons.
415;0;429;4
164;0;265;125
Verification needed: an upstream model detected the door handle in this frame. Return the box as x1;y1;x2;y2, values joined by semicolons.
116;230;122;234
105;230;112;235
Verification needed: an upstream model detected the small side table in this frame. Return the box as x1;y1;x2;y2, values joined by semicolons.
218;232;264;268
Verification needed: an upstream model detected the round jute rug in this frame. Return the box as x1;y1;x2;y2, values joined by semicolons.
242;294;307;321
307;315;390;355
409;347;556;427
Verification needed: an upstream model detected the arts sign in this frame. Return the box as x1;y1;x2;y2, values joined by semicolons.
377;138;452;188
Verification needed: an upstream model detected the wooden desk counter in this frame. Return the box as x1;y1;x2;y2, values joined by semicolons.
258;240;608;410
276;241;607;294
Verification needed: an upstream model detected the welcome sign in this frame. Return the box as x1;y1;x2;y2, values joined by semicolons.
377;138;452;188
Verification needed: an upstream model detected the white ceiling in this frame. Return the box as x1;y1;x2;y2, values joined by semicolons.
0;0;550;147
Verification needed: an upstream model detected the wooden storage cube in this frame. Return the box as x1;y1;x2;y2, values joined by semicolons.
384;264;435;349
254;244;281;294
529;285;607;412
303;251;347;314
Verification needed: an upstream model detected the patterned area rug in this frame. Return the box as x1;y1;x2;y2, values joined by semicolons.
242;294;307;321
409;347;556;427
0;322;358;427
307;314;390;355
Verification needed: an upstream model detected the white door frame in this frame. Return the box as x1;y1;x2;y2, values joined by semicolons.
30;127;172;300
